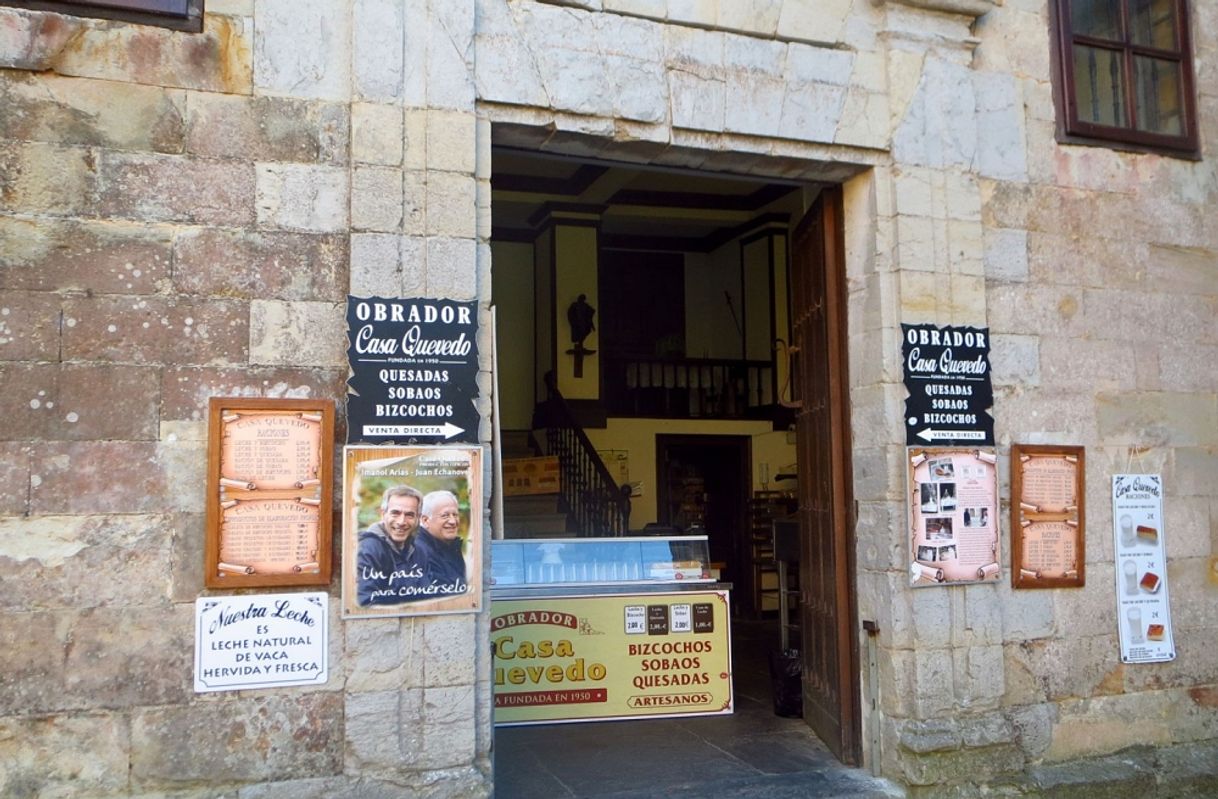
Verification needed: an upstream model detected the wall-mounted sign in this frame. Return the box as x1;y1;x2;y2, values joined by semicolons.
908;447;1000;587
342;445;482;618
901;324;994;446
346;296;479;445
194;592;328;693
1112;474;1175;664
492;591;732;725
1011;444;1085;589
204;398;333;588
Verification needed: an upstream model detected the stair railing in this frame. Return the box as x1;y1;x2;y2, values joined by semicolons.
536;373;630;536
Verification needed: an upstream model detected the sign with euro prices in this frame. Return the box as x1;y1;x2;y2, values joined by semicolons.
346;296;479;445
902;323;994;446
492;591;733;725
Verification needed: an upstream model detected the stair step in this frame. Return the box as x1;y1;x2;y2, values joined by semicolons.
502;512;569;536
504;494;561;515
500;430;539;458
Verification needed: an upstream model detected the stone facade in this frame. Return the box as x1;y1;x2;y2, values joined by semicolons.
1;0;1215;797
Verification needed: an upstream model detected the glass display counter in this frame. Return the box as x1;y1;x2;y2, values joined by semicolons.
491;535;715;592
490;535;734;725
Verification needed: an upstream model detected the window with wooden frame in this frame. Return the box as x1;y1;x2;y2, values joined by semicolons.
1052;0;1199;155
6;1;203;32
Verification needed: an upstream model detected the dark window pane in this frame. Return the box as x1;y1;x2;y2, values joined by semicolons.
76;0;189;14
1134;55;1183;134
1129;0;1177;50
1071;0;1122;41
1073;45;1128;127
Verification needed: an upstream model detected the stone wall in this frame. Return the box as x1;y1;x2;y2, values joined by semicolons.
0;1;491;796
1;0;1215;795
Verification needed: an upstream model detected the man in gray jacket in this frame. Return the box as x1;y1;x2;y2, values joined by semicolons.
356;485;426;606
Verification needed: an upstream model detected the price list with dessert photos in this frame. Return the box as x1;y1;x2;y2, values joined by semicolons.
1112;474;1175;664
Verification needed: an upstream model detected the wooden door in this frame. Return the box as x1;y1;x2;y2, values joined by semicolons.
790;187;860;764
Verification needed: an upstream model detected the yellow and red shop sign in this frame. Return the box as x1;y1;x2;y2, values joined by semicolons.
492;591;733;725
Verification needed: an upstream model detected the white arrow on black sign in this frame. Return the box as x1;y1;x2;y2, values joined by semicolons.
915;428;987;442
362;422;465;440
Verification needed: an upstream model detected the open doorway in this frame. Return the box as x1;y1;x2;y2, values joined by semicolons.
490;144;861;776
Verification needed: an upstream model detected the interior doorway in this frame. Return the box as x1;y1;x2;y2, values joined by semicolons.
655;434;750;595
490;142;861;772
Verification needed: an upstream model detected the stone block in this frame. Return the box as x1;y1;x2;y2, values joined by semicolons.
1096;391;1218;448
345;688;424;772
898;717;962;753
422;614;477;687
256;164;349;233
535;46;614;118
0;713;130;798
159;366;345;422
911;586;953;648
835;87;889;150
249;300;346;367
1008;702;1056;760
29;441;172;515
913;648;955;716
0;364;59;442
131;693;344;786
352;103;404;166
973;71;1028;181
900;742;1025;787
344;617;416;692
351;233;402;296
0;71;185;153
0;442;30;514
1084;288;1216;347
985;283;1087;338
1029;749;1156;797
725;73;786;138
63;604;193;710
0;7;81;71
668;68;726;132
0;141;96;217
419;0;476;111
353;167;405;232
983;227;1028;283
169;511;206;602
425;110;478;174
1171;447;1218;498
97;151;256;226
422;685;477;767
0;216;172;294
61;296;249;366
1146;244;1218;296
778;80;847;143
353;0;404;101
254;0;351;100
0;290;62;361
425;237;478;301
605;54;668;124
186;94;348;165
57;364;160;440
999;586;1054;641
989;334;1039;387
49;15;252;93
470;8;549;109
1160;343;1218;393
0;608;68;715
174;229;348;302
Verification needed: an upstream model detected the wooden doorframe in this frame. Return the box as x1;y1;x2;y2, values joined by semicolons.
792;185;861;764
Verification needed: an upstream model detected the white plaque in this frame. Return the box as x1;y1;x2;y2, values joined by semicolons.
1112;475;1175;664
195;592;329;692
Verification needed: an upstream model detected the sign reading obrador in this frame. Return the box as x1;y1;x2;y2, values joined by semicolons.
492;591;732;725
346;296;479;445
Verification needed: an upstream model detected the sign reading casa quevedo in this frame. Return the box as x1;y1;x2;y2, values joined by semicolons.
901;323;994;446
346;296;479;445
194;592;328;692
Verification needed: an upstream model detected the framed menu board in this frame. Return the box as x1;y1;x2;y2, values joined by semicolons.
1010;444;1085;589
205;398;334;588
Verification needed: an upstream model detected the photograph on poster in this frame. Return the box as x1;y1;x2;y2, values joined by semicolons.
908;447;999;587
342;445;482;618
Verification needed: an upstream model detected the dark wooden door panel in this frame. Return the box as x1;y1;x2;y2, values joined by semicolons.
790;188;860;765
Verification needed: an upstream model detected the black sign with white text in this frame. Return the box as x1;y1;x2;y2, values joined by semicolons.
901;323;994;446
346;296;479;445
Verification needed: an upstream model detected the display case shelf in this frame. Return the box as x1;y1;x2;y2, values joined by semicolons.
491;535;713;588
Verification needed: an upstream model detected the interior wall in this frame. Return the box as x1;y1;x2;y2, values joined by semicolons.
553;225;600;399
684;243;741;359
491;240;536;431
584;418;796;528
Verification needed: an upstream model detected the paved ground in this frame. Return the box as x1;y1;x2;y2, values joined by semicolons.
493;620;903;798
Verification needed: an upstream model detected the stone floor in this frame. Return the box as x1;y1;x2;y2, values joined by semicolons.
492;620;904;798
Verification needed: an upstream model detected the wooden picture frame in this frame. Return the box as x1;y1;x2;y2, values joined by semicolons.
1010;444;1085;589
205;397;334;588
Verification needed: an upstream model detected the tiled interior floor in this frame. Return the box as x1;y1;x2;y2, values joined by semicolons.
493;620;903;799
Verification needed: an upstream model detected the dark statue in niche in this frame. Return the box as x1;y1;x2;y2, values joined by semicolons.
566;294;597;378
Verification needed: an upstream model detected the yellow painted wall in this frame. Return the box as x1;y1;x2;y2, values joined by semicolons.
584;418;797;528
554;225;600;399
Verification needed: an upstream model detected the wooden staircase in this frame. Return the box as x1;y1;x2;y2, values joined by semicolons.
500;429;570;538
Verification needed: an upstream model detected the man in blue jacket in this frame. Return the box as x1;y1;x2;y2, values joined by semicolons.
417;489;468;596
356;485;427;606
